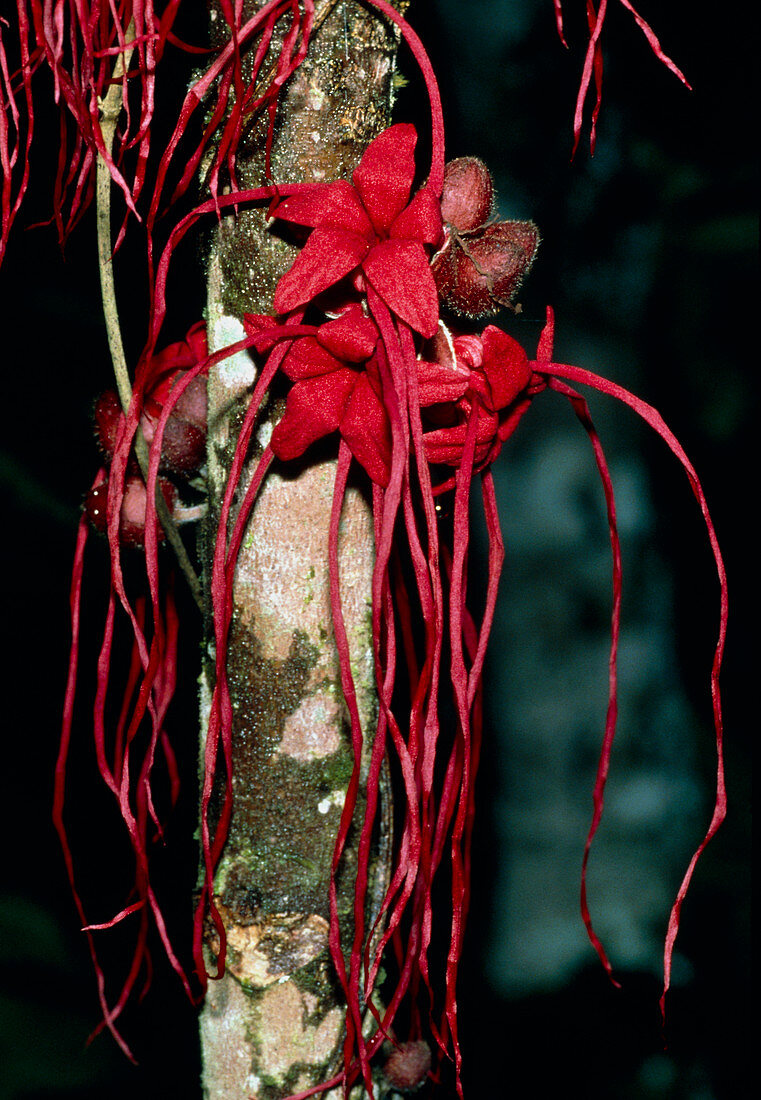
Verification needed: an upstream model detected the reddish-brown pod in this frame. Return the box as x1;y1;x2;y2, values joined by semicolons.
440;156;494;233
381;1040;432;1093
92;389;124;460
432;219;540;318
143;373;208;477
172;373;208;432
93;373;208;477
85;475;177;547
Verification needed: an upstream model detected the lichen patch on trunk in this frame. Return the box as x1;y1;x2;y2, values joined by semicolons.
208;908;330;989
280;692;342;761
256;980;343;1083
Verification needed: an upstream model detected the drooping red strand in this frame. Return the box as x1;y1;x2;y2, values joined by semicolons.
547;374;623;984
0;0;34;258
542;358;727;1011
362;0;445;193
557;0;690;154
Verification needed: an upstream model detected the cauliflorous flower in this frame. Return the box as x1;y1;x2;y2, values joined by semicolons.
245;305;394;485
420;324;532;467
272;124;443;338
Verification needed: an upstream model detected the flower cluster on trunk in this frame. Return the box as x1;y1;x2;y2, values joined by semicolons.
0;4;724;1098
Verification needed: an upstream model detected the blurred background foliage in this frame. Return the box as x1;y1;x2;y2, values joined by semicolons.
0;1;753;1096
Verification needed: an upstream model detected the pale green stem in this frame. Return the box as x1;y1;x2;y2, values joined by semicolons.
96;30;203;609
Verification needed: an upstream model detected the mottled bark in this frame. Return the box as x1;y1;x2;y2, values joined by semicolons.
200;4;409;1097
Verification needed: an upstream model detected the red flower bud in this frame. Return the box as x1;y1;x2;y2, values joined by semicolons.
85;476;177;548
93;374;208;477
432;219;540;318
382;1039;432;1093
440;156;494;233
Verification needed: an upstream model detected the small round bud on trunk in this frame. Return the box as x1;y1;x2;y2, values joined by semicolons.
432;219;540;318
144;377;207;476
382;1039;432;1093
440;156;494;232
93;374;208;477
85;475;176;547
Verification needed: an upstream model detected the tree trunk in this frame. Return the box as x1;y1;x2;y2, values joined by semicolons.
200;4;409;1096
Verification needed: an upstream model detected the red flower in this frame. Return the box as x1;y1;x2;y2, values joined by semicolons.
245;305;393;486
420;325;531;467
272;125;443;338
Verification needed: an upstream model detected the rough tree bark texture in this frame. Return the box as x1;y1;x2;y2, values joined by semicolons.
201;3;409;1096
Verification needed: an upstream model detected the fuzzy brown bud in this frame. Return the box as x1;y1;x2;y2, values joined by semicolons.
440;156;494;233
382;1040;432;1093
432;219;540;318
93;374;208;477
145;375;207;476
85;475;176;548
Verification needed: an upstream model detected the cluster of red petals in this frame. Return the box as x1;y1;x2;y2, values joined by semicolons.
419;325;533;469
243;308;537;489
272;124;443;339
244;304;397;486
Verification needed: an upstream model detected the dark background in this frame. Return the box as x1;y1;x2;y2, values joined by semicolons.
0;1;753;1097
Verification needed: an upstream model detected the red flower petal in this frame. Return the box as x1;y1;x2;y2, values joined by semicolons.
242;313;279;338
390;186;443;246
270;370;357;460
146;328;208;401
274;228;369;314
281;337;344;380
363;239;439;338
352;124;417;235
339;373;392;486
241;313;284;354
185;321;209;364
272;179;373;238
423;422;470;465
423;411;499;466
318;305;378;362
480;325;531;411
416;357;470;407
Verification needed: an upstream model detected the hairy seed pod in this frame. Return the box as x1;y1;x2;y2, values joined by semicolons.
382;1040;432;1093
143;376;208;476
440;155;494;233
432;219;540;318
92;389;124;460
93;373;208;477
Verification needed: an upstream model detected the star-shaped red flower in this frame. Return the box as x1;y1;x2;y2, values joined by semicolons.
272;125;443;338
244;305;393;486
420;325;531;468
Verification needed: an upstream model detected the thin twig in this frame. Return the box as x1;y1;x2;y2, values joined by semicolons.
96;31;203;610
